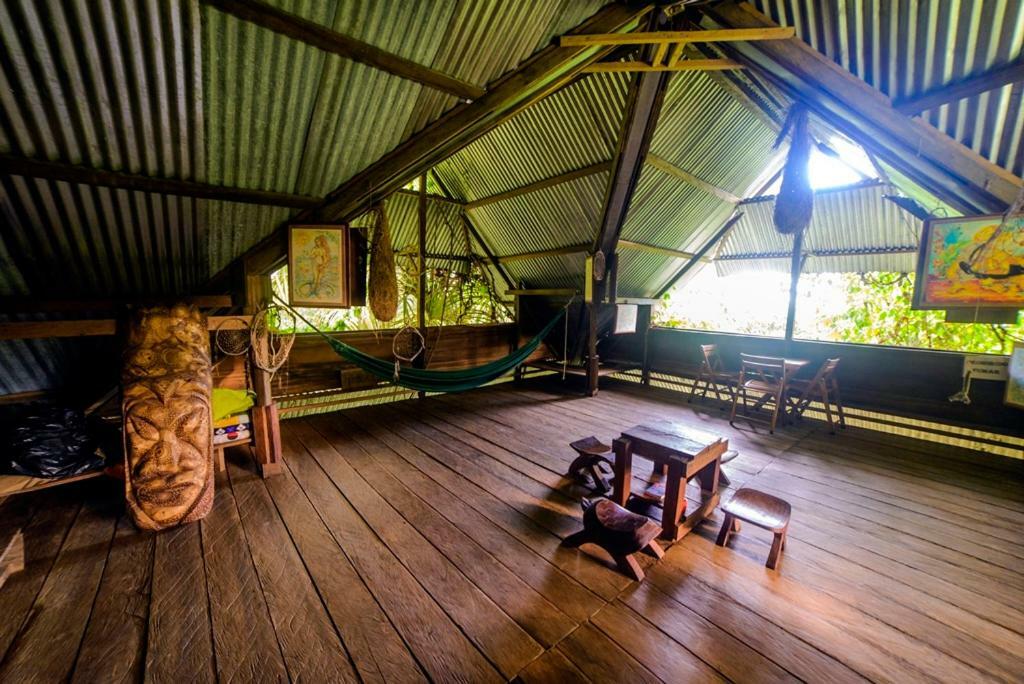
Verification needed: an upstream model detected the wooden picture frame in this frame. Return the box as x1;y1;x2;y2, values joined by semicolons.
912;213;1024;310
288;225;350;308
1006;344;1024;410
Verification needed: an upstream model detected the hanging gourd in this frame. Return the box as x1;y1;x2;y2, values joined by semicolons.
369;201;398;321
773;106;814;236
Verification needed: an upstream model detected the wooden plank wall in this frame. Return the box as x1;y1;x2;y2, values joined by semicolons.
213;323;546;400
601;327;1024;438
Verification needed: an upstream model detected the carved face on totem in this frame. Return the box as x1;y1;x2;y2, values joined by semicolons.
122;305;213;530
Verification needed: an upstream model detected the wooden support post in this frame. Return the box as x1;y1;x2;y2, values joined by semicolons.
640;304;653;385
416;173;428;398
245;273;282;477
585;254;601;397
784;230;806;343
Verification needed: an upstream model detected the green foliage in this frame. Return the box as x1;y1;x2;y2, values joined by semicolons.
271;262;510;334
820;273;1021;355
656;268;1021;355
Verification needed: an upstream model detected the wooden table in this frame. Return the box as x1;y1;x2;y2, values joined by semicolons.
611;421;728;541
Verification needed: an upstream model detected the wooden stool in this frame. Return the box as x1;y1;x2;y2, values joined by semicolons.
568;436;613;494
716;488;791;570
563;498;664;581
718;449;738;487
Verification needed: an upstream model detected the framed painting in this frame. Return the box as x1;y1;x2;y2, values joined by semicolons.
288;225;350;308
912;213;1024;310
1006;344;1024;410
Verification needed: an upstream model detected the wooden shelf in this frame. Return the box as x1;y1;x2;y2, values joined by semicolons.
525;359;639;377
0;470;105;497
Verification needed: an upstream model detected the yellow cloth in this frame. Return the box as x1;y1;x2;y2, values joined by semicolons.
211;388;255;422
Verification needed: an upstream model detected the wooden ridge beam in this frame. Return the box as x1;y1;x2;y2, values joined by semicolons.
647;154;742;203
894;60;1024;115
225;2;649;279
200;0;484;100
582;59;744;74
561;27;795;47
700;2;1022;214
0;315;251;340
464;161;611;210
0;155;319;209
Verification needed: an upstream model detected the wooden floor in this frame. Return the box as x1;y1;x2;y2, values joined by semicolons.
1;378;1022;683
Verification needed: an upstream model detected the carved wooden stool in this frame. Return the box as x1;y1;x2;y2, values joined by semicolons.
563;498;664;581
568;436;613;494
716;488;791;570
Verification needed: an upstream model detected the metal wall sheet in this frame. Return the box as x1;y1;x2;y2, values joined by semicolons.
751;0;1024;176
716;181;923;275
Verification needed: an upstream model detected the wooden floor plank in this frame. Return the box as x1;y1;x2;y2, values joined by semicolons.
227;457;359;682
516;647;591;684
263;455;426;684
332;409;630;602
312;415;579;648
0;489;80;663
144;520;215;683
620;580;800;683
555;622;661;684
291;419;543;679
327;410;605;623
0;486;118;682
201;469;289;682
71;514;154;684
279;423;502;683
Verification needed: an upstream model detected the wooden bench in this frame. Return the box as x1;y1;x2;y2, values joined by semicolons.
563;498;664;581
716;488;792;570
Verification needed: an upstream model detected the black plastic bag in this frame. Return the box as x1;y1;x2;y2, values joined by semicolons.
2;404;106;478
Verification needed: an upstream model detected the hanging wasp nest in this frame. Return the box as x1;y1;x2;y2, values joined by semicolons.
773;106;814;236
369;202;398;321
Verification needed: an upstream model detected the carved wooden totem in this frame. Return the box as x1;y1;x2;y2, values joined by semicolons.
122;304;213;530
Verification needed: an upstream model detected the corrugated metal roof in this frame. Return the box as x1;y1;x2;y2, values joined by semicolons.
715;181;924;275
751;0;1024;177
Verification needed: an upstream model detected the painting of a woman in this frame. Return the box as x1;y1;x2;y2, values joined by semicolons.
288;226;350;307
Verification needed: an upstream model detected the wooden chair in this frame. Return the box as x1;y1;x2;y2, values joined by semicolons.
563;498;664;581
568;436;613;494
689;344;738;406
786;358;846;433
716;488;791;570
729;354;790;434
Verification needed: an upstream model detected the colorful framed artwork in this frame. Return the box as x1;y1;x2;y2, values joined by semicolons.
1006;344;1024;410
288;225;350;308
912;213;1024;310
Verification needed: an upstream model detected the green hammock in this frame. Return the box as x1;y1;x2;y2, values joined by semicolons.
279;300;565;393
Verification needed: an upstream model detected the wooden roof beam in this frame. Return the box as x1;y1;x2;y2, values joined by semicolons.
582;59;744;74
700;2;1022;215
894;60;1024;115
464;161;611;210
647;154;742;203
561;27;795;47
224;2;650;279
0;155;319;209
594;33;673;257
200;0;484;101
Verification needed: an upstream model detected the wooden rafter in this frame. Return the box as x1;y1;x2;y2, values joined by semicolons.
495;239;705;264
647;154;741;203
582;59;744;74
593;44;672;257
0;316;250;340
219;2;649;281
701;2;1022;215
0;155;320;209
200;0;484;101
560;27;795;47
894;60;1024;115
464;161;611;210
656;212;745;297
